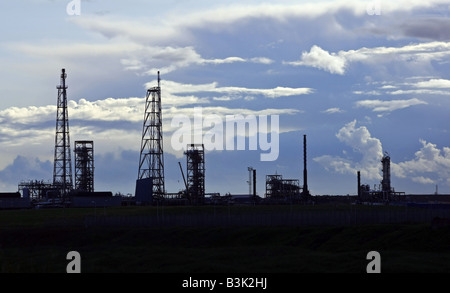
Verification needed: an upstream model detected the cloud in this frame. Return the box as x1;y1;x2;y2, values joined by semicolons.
315;123;450;187
0;92;301;166
398;18;450;41
250;57;274;64
314;120;383;180
413;78;450;88
392;140;450;185
355;98;427;112
387;89;450;95
70;3;359;45
321;108;344;114
285;41;450;74
0;156;52;191
72;1;449;45
1;78;308;128
284;45;347;75
353;90;382;96
353;78;450;98
10;42;261;76
152;80;314;99
0;105;55;124
412;176;435;184
380;85;397;89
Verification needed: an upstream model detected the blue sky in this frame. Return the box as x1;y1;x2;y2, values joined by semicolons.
1;0;450;196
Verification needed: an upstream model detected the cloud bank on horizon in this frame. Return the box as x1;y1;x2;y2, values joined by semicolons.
0;0;449;195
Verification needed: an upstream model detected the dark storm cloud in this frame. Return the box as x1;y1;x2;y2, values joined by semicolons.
399;18;450;41
0;156;52;189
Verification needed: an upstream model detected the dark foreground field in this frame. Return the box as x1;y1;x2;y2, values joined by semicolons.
0;205;449;273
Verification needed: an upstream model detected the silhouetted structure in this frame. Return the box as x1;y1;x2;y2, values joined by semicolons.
185;144;205;205
302;134;311;198
265;175;300;199
0;192;31;209
74;140;94;192
53;68;73;197
358;152;405;203
248;167;254;195
18;180;56;200
381;152;391;195
357;170;361;199
253;169;256;198
137;71;165;202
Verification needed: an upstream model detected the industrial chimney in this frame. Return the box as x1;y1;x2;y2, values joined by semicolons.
302;134;310;197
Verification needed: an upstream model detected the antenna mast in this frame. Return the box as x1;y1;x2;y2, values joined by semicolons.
53;68;73;197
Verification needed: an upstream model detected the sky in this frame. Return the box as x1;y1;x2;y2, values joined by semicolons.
1;0;450;197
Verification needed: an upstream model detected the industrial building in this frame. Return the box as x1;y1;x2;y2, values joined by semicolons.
263;135;311;203
0;192;30;209
70;191;122;208
357;152;406;204
74;140;94;193
133;73;313;206
265;174;301;199
14;69;117;209
3;68;448;209
185;144;206;205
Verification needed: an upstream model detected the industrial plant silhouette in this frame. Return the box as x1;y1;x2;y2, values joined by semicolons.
1;68;450;209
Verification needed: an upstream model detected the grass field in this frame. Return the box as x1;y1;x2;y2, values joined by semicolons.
0;205;449;273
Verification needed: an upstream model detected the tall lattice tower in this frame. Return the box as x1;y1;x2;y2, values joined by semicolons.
74;141;94;193
185;144;205;205
53;68;73;197
138;71;165;199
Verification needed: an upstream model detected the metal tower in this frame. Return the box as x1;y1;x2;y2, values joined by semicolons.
74;141;94;193
53;68;73;197
138;71;165;199
185;144;205;205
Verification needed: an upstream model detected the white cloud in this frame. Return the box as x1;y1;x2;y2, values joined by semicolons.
353;90;382;95
10;42;261;76
284;45;347;75
355;98;427;112
392;140;450;185
250;57;275;64
286;41;450;74
380;85;397;89
321;107;344;114
314;120;383;180
152;80;314;99
412;176;435;184
387;89;450;95
0;105;55;124
413;78;450;88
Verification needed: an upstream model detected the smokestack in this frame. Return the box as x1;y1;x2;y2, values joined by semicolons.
253;169;256;197
303;134;309;196
357;171;361;198
157;71;160;87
